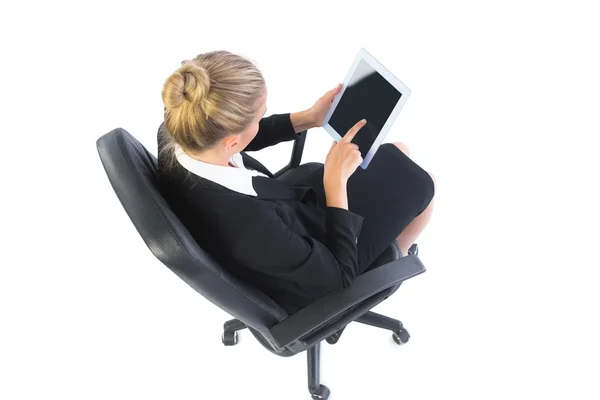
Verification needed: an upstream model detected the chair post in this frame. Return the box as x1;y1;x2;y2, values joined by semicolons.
307;342;330;399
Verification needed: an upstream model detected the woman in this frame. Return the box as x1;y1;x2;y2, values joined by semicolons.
157;50;435;313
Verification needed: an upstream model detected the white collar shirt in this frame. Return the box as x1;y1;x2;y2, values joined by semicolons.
174;144;267;196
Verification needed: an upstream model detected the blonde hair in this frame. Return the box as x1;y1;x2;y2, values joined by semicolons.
159;50;266;172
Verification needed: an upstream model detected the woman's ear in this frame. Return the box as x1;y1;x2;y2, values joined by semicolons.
223;134;240;152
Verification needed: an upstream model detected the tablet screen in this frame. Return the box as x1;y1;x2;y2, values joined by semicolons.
329;59;402;157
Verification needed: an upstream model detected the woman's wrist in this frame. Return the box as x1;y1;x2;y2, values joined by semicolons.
324;180;348;209
290;109;316;133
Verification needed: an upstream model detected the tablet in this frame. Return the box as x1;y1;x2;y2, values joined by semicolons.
323;48;411;169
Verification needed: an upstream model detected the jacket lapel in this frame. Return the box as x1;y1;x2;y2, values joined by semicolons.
242;151;308;201
252;176;318;205
251;176;297;200
240;152;274;178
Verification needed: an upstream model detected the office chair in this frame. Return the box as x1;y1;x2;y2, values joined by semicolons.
96;128;426;400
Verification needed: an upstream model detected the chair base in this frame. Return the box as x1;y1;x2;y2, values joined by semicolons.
222;310;408;399
321;243;417;347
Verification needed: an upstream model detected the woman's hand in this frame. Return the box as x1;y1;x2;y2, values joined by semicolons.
323;119;366;197
308;83;343;127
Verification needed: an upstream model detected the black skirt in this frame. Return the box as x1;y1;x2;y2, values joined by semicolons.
278;143;434;273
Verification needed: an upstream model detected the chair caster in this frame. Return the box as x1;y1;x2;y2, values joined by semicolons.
310;384;330;400
222;331;238;346
392;329;410;345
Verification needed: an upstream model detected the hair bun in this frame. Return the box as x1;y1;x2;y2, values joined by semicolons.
162;63;210;109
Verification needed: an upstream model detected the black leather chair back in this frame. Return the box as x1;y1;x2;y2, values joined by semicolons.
96;128;289;333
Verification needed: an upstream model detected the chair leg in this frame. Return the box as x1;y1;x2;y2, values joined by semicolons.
222;319;247;346
223;318;247;333
355;311;403;331
307;342;330;400
355;311;410;345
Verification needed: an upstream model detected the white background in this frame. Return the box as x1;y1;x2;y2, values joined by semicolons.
1;0;599;399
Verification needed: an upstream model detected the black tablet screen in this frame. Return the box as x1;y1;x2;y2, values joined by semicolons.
329;59;402;158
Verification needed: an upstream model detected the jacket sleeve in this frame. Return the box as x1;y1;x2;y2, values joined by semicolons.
244;113;298;152
231;206;364;294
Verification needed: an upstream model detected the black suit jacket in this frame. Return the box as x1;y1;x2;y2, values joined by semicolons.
157;114;364;313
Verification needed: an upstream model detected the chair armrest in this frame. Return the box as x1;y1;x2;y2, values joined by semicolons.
273;130;307;178
269;254;426;348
